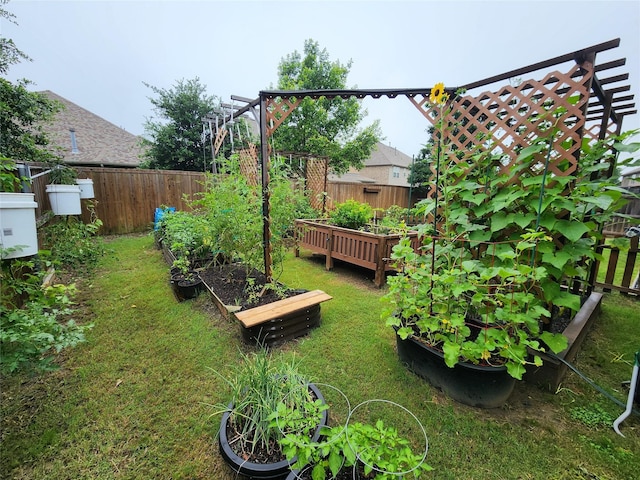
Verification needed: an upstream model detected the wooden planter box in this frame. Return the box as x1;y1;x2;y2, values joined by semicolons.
294;219;421;287
524;291;603;391
201;278;332;347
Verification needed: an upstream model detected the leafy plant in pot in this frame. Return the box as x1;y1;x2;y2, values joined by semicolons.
277;397;432;480
382;85;639;407
169;243;202;301
210;348;328;479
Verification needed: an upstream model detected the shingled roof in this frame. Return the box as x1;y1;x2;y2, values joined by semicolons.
365;142;413;168
41;91;145;167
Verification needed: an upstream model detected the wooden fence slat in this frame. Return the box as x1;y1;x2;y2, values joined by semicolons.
621;236;639;288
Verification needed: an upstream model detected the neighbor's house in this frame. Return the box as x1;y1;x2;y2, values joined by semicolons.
621;166;640;194
40;90;144;168
330;142;413;186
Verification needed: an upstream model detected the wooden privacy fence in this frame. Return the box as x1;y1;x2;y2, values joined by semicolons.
29;167;413;234
31;167;206;234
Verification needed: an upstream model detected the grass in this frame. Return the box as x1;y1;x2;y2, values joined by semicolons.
1;233;639;479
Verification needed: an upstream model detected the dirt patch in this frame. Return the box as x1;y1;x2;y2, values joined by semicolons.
197;263;305;311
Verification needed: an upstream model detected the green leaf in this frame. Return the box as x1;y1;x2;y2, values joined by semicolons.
580;195;614;211
541;250;573;271
442;342;461;368
567;94;581;105
516;144;545;162
312;464;326;480
540;331;568;354
552;290;581;311
612;141;640;153
506;361;526;380
555;220;589;243
328;450;342;476
513;213;536;229
491;212;511;232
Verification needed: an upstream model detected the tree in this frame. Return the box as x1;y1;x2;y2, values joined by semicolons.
0;0;30;75
141;77;218;171
272;39;381;174
407;127;436;196
0;1;62;164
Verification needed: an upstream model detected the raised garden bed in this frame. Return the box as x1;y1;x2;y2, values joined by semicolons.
294;219;420;287
524;291;603;391
196;262;332;347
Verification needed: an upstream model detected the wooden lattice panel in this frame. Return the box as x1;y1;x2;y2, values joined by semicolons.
306;157;328;212
266;97;302;136
238;144;259;186
420;63;594;196
213;128;228;156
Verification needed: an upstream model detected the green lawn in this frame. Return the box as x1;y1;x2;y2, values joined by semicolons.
1;234;638;479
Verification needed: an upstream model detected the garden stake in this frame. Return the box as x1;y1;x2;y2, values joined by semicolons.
613;350;639;437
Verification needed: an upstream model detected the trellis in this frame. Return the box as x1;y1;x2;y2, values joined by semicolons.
219;39;635;281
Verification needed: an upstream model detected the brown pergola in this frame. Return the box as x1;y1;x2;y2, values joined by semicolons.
220;38;636;281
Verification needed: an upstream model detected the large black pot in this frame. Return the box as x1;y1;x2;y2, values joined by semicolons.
218;383;329;479
396;334;516;408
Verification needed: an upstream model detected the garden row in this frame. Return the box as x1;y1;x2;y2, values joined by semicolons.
1;161;105;373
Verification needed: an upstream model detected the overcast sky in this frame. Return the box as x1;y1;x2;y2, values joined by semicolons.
3;0;639;158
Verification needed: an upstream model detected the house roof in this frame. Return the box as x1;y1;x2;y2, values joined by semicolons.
40;91;145;168
622;166;640;177
328;172;377;184
363;142;413;168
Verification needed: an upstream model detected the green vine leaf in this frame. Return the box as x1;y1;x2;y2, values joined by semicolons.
540;331;568;354
555;220;590;243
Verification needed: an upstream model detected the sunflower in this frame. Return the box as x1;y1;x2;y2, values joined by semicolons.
429;82;448;105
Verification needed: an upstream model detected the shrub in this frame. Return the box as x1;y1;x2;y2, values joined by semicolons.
0;255;91;373
329;199;372;230
40;201;105;275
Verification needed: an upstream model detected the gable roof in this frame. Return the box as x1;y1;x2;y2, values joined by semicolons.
328;172;377;184
364;142;413;168
41;91;144;167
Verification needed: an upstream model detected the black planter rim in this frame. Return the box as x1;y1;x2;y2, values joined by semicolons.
218;382;328;478
393;326;509;373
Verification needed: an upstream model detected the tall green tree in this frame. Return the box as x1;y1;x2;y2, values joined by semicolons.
141;77;218;171
272;39;381;174
407;127;436;196
0;1;61;164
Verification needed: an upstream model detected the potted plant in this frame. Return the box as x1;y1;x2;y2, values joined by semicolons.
382;84;638;407
278;398;432;479
0;158;39;259
169;254;202;301
212;348;329;479
45;161;81;215
383;231;566;407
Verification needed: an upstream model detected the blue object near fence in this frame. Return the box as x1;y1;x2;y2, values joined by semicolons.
154;207;175;230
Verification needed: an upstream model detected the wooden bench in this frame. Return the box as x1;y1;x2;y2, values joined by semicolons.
234;289;333;346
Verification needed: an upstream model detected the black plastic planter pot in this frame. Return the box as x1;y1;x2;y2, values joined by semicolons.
169;272;202;301
396;334;516;408
218;383;329;479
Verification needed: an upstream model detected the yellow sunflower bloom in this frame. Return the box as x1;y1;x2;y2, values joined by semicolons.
429;82;448;105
